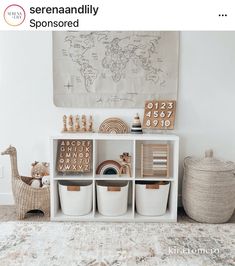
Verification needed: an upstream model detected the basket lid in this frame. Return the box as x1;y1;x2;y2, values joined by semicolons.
184;149;235;172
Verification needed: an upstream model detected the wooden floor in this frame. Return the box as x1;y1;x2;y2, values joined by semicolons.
0;205;234;223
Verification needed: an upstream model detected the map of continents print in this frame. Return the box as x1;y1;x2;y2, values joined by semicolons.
53;31;179;108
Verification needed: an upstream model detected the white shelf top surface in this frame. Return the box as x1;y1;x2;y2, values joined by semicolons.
51;133;179;141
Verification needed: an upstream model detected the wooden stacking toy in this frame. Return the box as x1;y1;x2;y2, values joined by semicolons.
131;113;143;134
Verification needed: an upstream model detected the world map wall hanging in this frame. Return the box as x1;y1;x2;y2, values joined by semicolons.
53;31;179;108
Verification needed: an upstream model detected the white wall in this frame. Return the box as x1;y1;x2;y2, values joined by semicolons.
0;31;235;204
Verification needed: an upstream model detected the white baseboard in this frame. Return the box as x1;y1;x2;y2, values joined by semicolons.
0;193;14;205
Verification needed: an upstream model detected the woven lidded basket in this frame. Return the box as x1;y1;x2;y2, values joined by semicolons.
182;150;235;223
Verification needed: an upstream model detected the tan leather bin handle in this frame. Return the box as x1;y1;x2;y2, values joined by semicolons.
107;186;121;192
146;184;159;189
67;186;80;191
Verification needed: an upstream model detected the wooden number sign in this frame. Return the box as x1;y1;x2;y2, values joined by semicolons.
57;140;92;173
143;100;176;130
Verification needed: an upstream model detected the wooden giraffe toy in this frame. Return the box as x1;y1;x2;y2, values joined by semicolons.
119;152;132;177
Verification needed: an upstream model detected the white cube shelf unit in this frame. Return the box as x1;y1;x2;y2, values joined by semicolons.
50;133;179;222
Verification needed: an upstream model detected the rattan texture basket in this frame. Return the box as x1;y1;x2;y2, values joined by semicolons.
14;176;50;219
1;146;50;220
182;150;235;223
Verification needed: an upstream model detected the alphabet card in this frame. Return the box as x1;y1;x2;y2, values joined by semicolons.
143;100;176;130
57;140;92;173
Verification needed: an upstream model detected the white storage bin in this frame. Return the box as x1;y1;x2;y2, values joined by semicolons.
96;181;129;216
136;181;170;216
59;180;93;216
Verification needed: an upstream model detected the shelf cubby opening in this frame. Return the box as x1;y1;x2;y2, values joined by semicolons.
94;180;134;219
135;140;174;179
134;180;173;220
95;139;133;178
52;179;95;220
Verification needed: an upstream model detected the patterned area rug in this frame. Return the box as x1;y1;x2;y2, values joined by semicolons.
0;222;234;266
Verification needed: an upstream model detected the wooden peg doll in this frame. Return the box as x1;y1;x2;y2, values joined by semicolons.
68;115;74;132
75;115;80;132
62;115;68;132
88;115;93;132
81;115;87;132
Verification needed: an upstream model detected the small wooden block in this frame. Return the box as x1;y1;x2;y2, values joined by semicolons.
67;186;80;191
107;186;121;192
146;184;159;189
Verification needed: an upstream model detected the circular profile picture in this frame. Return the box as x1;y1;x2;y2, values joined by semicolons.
4;4;26;26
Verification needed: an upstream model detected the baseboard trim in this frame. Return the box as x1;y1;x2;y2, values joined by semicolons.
0;193;14;205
